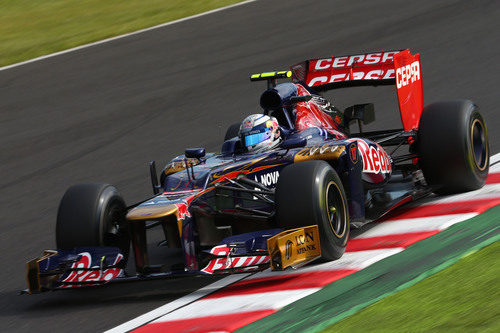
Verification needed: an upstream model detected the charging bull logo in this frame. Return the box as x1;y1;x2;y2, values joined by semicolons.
61;252;123;287
175;196;196;220
175;201;191;220
241;119;253;129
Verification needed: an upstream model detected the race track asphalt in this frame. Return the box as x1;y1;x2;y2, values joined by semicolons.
0;0;499;331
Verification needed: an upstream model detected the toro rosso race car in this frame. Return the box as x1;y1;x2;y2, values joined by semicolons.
25;49;490;293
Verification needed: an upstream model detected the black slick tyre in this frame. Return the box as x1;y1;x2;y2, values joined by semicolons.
275;161;349;260
224;123;241;141
418;100;489;194
56;183;130;260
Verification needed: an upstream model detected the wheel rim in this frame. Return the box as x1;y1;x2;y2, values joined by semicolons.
325;181;347;238
470;118;488;171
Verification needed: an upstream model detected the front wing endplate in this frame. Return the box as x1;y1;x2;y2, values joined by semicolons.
267;225;321;270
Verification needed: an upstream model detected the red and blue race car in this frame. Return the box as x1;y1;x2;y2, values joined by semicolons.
25;50;489;293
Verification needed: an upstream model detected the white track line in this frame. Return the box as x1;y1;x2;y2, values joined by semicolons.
0;0;258;72
244;248;404;280
356;213;478;239
424;183;500;205
490;154;500;165
490;162;500;173
104;273;251;333
151;288;320;322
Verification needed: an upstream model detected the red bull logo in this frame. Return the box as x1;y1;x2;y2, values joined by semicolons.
61;252;123;287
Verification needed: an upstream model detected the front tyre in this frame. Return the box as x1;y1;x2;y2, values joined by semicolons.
418;100;489;194
275;161;349;260
56;183;130;260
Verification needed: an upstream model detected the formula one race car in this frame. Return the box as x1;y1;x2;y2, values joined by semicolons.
25;49;490;293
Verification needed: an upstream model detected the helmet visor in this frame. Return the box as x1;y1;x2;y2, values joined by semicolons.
243;130;272;147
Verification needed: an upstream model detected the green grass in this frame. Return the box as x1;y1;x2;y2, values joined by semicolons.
323;241;500;332
0;0;244;67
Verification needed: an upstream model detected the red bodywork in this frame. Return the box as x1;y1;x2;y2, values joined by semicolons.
294;84;347;139
291;49;424;131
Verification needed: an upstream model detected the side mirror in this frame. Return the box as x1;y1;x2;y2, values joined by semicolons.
149;161;161;195
185;148;206;159
281;137;307;150
344;103;375;133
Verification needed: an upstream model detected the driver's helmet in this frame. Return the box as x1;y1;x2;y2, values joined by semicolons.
239;114;281;152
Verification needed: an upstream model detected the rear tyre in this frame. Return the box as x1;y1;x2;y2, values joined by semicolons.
56;183;130;260
275;161;349;260
418;100;489;194
224;123;241;141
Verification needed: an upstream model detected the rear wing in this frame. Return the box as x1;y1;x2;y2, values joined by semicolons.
290;50;424;131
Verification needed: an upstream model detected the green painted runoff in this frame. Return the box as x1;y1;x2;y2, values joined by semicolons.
325;241;500;332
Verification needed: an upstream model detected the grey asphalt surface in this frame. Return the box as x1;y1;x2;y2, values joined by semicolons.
1;0;499;331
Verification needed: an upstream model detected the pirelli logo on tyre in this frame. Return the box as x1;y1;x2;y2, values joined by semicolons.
267;225;321;270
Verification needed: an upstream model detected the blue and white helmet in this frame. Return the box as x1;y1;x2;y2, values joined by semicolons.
239;114;281;152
